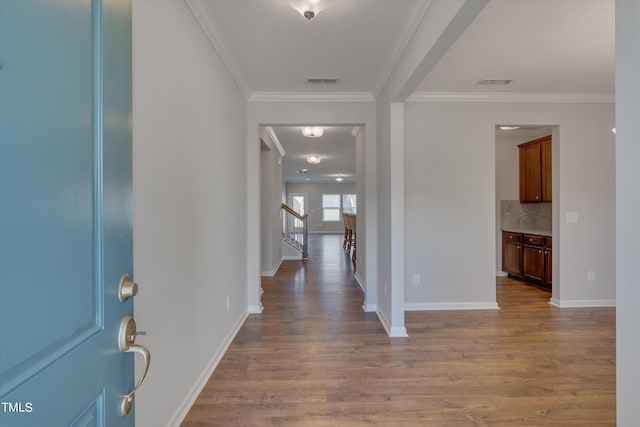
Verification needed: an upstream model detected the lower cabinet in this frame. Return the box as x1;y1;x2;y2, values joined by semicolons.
502;232;522;275
544;237;552;289
502;231;552;291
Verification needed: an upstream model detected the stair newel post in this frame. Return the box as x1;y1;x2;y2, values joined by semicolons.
302;213;309;259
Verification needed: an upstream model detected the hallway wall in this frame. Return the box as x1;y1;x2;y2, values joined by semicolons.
132;1;248;426
404;99;615;307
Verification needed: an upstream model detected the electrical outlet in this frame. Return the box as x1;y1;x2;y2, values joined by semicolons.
412;273;421;285
226;295;231;311
587;271;596;282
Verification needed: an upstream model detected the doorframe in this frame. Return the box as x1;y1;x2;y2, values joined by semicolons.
246;99;378;314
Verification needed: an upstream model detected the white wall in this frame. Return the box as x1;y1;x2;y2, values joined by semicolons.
494;134;521;273
285;182;356;234
355;126;367;288
260;129;283;276
132;2;248;426
616;1;640;423
404;99;615;307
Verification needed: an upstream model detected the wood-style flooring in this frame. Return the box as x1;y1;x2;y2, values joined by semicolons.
183;234;615;426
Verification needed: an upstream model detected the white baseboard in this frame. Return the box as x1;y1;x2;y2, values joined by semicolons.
376;308;408;337
405;302;500;311
496;271;508;277
261;258;283;277
354;272;365;293
549;298;616;308
362;303;377;312
167;310;248;427
248;304;263;314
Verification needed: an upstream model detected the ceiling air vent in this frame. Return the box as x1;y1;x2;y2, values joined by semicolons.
306;78;341;85
477;79;513;85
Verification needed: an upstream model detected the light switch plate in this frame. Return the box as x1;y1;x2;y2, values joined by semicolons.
566;212;578;223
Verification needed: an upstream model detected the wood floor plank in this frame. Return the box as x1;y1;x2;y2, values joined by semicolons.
182;235;615;426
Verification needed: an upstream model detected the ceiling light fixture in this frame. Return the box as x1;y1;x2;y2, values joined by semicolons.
499;126;520;131
297;169;309;174
335;177;344;182
303;10;315;19
307;155;322;164
302;127;324;138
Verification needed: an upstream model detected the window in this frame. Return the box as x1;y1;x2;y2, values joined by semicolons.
323;193;357;221
342;194;357;214
292;195;305;228
322;194;341;221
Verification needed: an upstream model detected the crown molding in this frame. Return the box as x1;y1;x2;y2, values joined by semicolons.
372;0;433;99
184;0;251;99
407;91;615;103
264;127;286;158
249;92;375;103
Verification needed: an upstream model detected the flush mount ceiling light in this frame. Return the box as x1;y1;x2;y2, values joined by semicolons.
335;177;344;182
302;127;324;138
499;126;520;131
307;155;322;164
303;10;315;19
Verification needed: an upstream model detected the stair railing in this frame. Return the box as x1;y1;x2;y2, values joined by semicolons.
281;203;308;259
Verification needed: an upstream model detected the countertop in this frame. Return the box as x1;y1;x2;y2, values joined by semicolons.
501;227;552;237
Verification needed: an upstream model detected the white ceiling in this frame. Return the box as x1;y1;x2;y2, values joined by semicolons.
197;0;614;182
201;0;424;94
270;126;356;184
417;0;614;93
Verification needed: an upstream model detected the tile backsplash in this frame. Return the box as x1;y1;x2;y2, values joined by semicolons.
501;200;551;232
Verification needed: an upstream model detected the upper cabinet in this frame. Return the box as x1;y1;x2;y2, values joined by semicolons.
518;135;552;203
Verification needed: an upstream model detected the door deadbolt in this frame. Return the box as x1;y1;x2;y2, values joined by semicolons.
118;273;139;302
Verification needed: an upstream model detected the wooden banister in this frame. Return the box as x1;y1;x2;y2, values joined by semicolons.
281;203;308;221
281;203;308;259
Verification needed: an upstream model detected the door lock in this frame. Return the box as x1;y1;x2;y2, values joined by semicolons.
118;273;139;302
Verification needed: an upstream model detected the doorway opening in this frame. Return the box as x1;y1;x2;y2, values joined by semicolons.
495;125;557;302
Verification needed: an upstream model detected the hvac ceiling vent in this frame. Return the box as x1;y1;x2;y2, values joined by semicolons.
477;79;513;85
306;78;341;85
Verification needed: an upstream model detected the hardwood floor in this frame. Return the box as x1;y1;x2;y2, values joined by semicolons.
182;234;615;426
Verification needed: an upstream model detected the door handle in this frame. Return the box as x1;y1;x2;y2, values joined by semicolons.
118;316;151;416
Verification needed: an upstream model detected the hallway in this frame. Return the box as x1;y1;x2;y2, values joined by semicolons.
183;235;615;426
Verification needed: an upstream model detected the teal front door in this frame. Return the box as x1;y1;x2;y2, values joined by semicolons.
0;1;140;425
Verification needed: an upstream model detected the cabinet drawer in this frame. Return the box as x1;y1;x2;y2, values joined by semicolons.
503;232;522;243
545;237;552;248
523;234;544;246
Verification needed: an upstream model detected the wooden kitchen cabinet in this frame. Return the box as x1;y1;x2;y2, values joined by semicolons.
519;135;552;203
541;138;552;202
502;232;522;276
502;231;552;291
523;237;544;284
544;237;552;290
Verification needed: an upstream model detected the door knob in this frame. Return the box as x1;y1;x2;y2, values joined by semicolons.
118;273;138;302
118;316;150;416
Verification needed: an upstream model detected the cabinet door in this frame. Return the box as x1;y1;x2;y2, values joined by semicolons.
541;138;552;202
544;248;552;289
503;242;522;275
519;143;542;202
523;245;544;282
